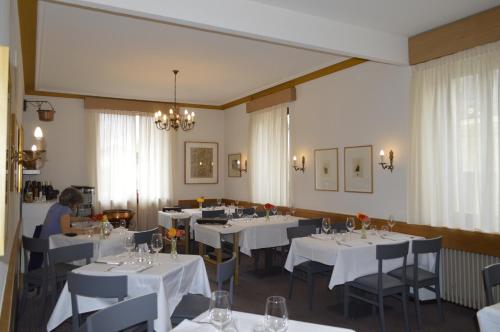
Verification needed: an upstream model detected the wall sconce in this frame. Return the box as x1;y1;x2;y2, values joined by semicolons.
292;155;305;172
10;126;46;167
24;100;56;121
379;149;394;172
237;159;248;173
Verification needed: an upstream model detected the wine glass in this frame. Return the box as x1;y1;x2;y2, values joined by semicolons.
234;200;239;207
290;206;296;216
271;206;278;216
119;219;127;230
151;233;163;264
380;225;389;238
209;290;232;331
136;243;150;263
252;205;259;218
217;198;222;206
346;217;355;240
322;218;331;234
124;232;135;263
265;296;288;332
387;215;396;233
363;217;371;231
236;208;244;219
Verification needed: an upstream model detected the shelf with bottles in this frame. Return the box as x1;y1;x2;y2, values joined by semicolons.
23;180;59;203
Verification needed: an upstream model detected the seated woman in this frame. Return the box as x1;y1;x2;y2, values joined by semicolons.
39;187;91;238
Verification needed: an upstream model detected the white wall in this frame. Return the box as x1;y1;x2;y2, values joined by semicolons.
223;61;411;221
21;97;225;203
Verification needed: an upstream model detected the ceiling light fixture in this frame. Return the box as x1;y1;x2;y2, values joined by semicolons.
154;70;195;131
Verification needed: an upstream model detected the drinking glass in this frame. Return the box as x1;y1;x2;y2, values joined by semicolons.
151;233;163;264
234;200;239;207
265;296;288;332
86;227;93;238
346;217;355;240
209;290;232;331
271;206;278;216
136;243;150;263
380;225;389;238
252;205;259;218
369;225;378;236
363;218;371;230
119;219;127;230
387;215;396;233
124;232;135;263
236;208;244;219
217;198;222;206
322;218;331;234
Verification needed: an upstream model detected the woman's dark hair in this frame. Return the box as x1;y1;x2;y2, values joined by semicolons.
59;187;84;207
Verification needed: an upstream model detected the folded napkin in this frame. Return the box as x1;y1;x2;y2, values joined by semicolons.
311;234;333;241
95;256;124;265
111;264;151;273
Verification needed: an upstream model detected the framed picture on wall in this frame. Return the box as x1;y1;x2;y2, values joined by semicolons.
344;145;373;193
314;148;338;191
185;141;218;184
228;153;241;177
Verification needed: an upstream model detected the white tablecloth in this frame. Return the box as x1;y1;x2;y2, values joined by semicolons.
47;254;211;332
49;229;130;262
171;310;354;331
158;207;233;236
478;303;500;332
193;216;300;256
284;232;435;289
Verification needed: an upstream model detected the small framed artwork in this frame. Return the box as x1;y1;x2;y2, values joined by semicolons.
228;153;241;178
344;145;373;193
314;148;338;191
185;141;218;184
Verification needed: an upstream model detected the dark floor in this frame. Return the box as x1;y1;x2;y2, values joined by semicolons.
17;253;480;332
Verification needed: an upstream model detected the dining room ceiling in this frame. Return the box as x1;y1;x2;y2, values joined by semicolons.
35;1;346;106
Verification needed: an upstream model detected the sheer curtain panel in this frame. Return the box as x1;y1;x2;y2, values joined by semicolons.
249;104;290;206
409;41;500;233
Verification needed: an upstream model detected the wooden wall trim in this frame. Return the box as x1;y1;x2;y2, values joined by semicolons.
409;5;500;65
246;88;296;113
177;198;500;257
84;96;221;112
0;222;21;332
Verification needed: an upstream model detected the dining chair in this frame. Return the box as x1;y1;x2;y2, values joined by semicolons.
79;293;157;332
298;218;322;229
67;272;128;332
134;227;159;246
344;241;410;332
171;256;237;325
202;209;226;218
48;242;94;305
482;262;500;306
287;225;333;309
388;236;443;328
232;207;255;218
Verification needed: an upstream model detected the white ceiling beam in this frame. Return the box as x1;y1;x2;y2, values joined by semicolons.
51;0;409;65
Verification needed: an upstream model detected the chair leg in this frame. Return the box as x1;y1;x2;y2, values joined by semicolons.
307;272;314;310
378;293;386;332
402;287;410;332
414;285;422;329
343;283;350;317
288;269;294;300
435;281;444;322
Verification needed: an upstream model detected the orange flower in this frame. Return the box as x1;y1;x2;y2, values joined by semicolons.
167;228;177;239
356;213;369;222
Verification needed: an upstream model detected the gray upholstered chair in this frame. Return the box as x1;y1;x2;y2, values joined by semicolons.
171;256;237;325
67;272;128;332
134;227;159;246
482;262;500;306
287;225;333;309
345;241;410;332
388;236;443;328
202;209;226;218
298;218;322;228
79;293;157;332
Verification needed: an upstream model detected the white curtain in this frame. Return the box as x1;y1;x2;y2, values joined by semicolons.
249;104;290;206
409;41;500;233
88;110;173;230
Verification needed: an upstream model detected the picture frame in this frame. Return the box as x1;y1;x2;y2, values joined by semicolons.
228;153;242;178
344;145;373;193
184;141;218;184
314;148;338;191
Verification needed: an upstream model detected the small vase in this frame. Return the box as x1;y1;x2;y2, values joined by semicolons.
361;225;367;239
198;202;203;210
170;238;178;259
265;210;270;221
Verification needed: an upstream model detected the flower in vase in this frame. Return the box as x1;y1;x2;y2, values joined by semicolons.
196;197;205;204
166;227;185;240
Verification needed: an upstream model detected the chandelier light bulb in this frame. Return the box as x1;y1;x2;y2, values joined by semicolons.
34;126;43;139
31;144;37;152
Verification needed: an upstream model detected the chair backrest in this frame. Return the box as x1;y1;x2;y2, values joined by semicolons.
242;207;255;215
286;225;316;241
202;209;226;218
483;263;500;306
298;218;322;228
376;242;409;289
256;211;266;217
134;228;159;246
49;242;94;266
217;256;237;303
412;237;442;276
22;236;50;271
67;272;128;332
80;293;157;332
331;222;348;232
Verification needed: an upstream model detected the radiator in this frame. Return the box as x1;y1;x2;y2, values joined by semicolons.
442;248;500;309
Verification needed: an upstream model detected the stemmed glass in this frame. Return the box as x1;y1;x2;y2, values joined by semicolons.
209;290;232;332
236;208;244;219
124;232;135;264
234;200;239;207
271;206;278;217
265;296;288;332
217;198;222;206
346;217;355;240
290;206;296;216
151;233;163;265
387;215;396;233
322;218;331;234
252;205;259;218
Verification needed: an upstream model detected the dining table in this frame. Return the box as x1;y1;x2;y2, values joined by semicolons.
158;206;235;232
47;253;211;332
285;231;436;290
477;302;500;332
171;310;355;331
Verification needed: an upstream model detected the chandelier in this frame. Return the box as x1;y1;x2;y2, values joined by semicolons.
154;70;195;131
